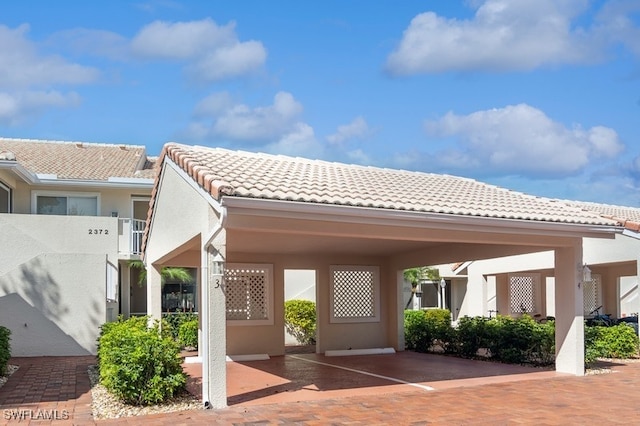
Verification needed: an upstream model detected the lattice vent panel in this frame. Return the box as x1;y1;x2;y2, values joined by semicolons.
509;275;537;314
332;269;375;318
225;266;269;321
583;274;602;315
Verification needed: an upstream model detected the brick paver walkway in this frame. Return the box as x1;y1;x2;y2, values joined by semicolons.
2;355;640;424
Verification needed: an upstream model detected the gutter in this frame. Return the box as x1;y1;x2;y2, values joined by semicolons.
0;160;154;189
221;197;623;239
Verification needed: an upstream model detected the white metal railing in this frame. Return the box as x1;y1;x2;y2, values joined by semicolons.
131;219;146;255
118;218;146;255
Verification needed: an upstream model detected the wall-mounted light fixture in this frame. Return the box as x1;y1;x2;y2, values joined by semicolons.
583;264;592;282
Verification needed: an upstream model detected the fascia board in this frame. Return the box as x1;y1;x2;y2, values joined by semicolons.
0;161;38;183
34;178;154;190
221;196;622;240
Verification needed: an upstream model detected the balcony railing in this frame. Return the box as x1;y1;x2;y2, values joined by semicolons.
119;218;146;256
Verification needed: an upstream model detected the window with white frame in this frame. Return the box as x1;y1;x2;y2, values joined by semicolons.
32;191;99;216
330;265;380;323
508;273;541;315
225;263;274;325
0;181;10;213
583;274;602;315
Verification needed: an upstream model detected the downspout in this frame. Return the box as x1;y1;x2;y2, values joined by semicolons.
200;202;227;409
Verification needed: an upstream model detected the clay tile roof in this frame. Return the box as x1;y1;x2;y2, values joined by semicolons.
0;137;158;180
561;200;640;232
156;143;619;226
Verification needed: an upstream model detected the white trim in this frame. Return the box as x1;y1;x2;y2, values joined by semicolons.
0;180;11;213
325;347;395;356
31;190;101;216
225;354;270;362
221;197;621;239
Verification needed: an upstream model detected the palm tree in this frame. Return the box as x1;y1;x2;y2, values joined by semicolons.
128;259;192;287
404;266;441;309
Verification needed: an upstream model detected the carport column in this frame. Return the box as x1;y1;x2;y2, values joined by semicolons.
554;240;585;376
202;241;227;409
146;264;162;322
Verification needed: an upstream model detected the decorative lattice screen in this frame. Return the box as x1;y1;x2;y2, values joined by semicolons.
330;265;379;323
225;264;272;322
583;274;602;315
509;274;539;314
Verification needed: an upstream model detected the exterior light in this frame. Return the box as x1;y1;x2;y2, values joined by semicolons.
583;265;592;282
440;278;446;289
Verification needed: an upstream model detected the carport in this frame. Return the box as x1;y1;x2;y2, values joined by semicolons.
143;143;621;409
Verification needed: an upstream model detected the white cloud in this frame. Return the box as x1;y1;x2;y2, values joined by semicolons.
131;18;266;81
211;91;303;141
425;103;623;177
386;0;612;74
0;91;81;125
0;24;99;88
327;116;371;144
264;123;324;158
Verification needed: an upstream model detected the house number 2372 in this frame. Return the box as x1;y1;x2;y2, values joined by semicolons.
88;229;109;235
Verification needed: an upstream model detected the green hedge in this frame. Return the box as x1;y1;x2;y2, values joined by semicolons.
405;311;555;366
284;300;316;345
97;317;186;405
178;319;199;349
405;310;640;368
585;323;639;366
0;325;10;375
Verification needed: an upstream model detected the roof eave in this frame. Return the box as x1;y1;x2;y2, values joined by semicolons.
221;196;623;240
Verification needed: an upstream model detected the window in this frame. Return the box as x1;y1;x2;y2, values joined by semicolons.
32;191;99;216
0;181;10;213
330;265;380;323
161;268;198;313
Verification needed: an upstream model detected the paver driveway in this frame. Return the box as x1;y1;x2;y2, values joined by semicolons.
1;353;639;425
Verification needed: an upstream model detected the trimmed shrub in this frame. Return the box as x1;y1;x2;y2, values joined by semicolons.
404;310;431;352
162;312;198;341
585;324;639;365
284;300;316;345
453;316;493;358
98;317;186;405
0;325;10;375
424;309;454;352
178;319;199;349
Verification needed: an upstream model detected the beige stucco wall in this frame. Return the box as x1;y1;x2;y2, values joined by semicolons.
8;180;150;217
227;252;395;356
0;214;118;355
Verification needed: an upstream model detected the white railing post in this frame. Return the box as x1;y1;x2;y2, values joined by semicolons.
131;219;146;255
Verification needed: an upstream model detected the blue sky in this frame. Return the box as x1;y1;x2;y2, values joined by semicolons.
1;1;639;205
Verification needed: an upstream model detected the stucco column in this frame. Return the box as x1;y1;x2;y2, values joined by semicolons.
201;241;227;409
554;240;585;375
146;264;162;322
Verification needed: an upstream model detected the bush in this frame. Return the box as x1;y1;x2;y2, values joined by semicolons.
404;309;452;352
404;310;431;352
162;312;198;341
453;316;493;358
585;324;639;366
0;325;10;375
178;319;199;349
98;317;186;405
284;300;316;345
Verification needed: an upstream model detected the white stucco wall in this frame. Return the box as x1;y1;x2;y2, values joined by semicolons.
0;214;118;355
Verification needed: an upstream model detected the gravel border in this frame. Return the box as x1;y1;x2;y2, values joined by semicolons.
88;366;202;420
0;365;19;389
